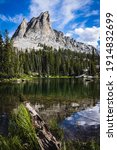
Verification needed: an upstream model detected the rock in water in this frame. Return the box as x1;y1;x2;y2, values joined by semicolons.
12;11;97;54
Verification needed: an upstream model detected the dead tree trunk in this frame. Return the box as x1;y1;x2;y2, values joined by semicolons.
25;102;61;150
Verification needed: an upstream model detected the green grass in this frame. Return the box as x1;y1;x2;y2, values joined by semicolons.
0;104;99;150
0;135;23;150
9;104;41;150
0;74;73;83
48;118;100;150
0;104;41;150
48;75;73;79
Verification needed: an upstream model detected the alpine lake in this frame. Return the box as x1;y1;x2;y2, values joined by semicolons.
0;78;100;146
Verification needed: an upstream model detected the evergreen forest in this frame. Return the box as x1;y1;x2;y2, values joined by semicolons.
0;31;100;79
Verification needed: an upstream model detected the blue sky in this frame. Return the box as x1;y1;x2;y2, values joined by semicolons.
0;0;100;48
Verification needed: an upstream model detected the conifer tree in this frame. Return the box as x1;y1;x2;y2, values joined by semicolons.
0;32;4;74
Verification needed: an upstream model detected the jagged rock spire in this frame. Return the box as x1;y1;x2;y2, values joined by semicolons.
12;11;97;54
12;18;27;39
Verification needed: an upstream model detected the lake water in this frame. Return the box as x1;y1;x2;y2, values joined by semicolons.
0;78;100;141
60;102;100;141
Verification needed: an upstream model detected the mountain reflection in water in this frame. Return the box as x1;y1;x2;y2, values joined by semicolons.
60;103;100;141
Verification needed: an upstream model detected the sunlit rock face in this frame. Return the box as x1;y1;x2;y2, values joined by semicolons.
12;11;97;53
60;103;100;141
13;18;27;39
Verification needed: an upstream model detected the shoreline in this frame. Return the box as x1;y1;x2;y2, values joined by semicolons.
0;74;99;83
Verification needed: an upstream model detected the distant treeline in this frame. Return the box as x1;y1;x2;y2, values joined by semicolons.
0;31;100;78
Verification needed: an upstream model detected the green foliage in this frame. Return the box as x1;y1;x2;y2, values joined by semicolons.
0;135;23;150
9;104;41;150
61;140;99;150
48;118;64;140
0;104;41;150
0;104;100;150
48;118;100;150
0;32;100;79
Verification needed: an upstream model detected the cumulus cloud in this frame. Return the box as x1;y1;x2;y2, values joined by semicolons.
65;32;73;37
0;14;24;24
74;26;100;48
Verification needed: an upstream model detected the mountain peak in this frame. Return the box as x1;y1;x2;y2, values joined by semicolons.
38;11;49;19
12;18;27;39
22;18;27;24
12;11;97;54
38;11;51;29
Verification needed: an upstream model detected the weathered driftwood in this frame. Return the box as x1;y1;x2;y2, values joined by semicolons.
25;102;61;150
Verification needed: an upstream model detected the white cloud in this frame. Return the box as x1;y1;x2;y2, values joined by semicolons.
85;10;99;17
29;0;60;20
70;20;88;30
59;0;92;29
74;26;100;48
77;20;88;28
93;19;100;25
29;0;92;29
0;14;7;21
65;32;73;37
0;14;24;24
71;23;78;29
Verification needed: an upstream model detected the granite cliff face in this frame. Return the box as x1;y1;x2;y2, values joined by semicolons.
12;11;97;53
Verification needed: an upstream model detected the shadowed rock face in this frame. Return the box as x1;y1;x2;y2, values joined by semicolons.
12;11;97;53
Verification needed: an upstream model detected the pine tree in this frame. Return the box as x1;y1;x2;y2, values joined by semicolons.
3;30;11;76
0;32;4;74
0;33;99;78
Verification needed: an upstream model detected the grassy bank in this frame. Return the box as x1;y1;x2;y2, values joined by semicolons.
0;74;38;83
0;75;74;83
0;104;41;150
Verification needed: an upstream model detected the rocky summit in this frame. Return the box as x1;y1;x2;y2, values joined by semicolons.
12;11;97;53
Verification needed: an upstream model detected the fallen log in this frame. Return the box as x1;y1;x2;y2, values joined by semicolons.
24;102;61;150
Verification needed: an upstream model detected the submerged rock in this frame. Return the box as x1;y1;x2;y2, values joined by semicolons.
71;102;80;108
